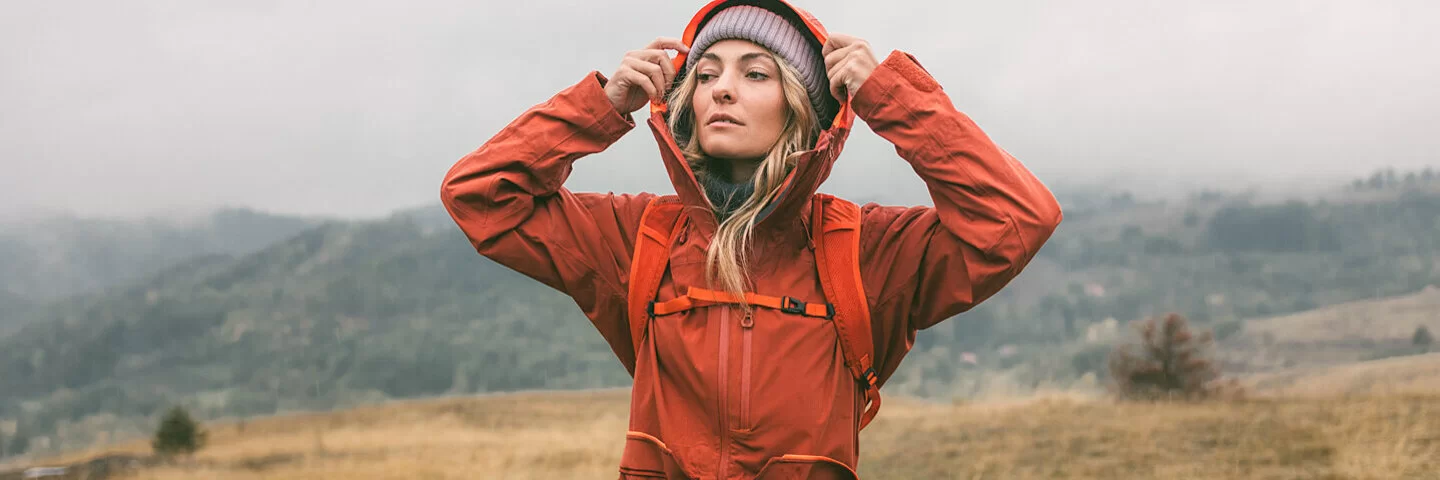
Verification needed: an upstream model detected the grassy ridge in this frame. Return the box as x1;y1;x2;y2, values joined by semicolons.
15;388;1437;480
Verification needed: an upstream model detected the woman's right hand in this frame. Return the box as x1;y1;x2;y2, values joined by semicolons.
605;37;690;114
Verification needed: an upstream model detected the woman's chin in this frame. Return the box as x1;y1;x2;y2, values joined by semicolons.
700;143;765;161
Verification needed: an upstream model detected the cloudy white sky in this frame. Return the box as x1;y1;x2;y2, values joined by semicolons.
3;0;1437;219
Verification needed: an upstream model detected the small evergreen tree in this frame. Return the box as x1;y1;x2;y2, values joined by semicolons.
152;406;207;456
1413;325;1434;348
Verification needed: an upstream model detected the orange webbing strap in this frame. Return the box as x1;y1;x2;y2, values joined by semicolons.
649;287;835;319
626;197;687;371
810;194;881;430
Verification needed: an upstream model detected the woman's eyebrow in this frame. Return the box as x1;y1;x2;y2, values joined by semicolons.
698;52;777;64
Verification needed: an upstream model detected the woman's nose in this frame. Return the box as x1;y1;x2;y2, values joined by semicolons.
711;73;736;103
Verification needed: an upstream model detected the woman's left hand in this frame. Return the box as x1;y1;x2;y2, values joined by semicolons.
822;33;879;101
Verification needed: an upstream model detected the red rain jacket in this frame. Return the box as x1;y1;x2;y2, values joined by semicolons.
441;3;1061;478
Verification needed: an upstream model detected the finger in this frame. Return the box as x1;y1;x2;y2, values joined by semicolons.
827;53;853;87
624;58;663;100
821;33;855;57
824;43;863;71
828;56;854;100
635;49;678;91
617;69;659;101
658;52;677;92
646;36;691;54
631;57;666;100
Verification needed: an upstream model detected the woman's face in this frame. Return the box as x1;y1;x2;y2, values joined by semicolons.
691;39;788;164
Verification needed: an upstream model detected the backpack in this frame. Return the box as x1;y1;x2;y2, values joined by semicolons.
625;194;882;430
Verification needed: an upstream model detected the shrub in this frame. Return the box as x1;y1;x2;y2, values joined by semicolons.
1414;326;1434;347
152;406;207;456
1107;313;1242;401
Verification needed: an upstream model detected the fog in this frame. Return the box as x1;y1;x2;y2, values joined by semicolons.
3;0;1436;218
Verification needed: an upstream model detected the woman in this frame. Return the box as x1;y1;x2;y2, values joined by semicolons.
441;1;1061;478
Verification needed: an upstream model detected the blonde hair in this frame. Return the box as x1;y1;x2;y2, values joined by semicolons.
665;48;821;302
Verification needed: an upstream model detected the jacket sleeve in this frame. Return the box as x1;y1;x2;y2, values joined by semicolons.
852;51;1062;372
440;71;656;369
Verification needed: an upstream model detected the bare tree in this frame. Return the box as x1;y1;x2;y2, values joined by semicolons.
1108;313;1241;401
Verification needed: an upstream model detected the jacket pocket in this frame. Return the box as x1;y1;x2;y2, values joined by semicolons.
619;431;696;479
753;454;859;480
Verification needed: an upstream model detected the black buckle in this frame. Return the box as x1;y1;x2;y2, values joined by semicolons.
781;297;806;315
825;303;836;319
647;300;657;317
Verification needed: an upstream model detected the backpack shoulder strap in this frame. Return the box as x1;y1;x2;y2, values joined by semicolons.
810;194;881;430
625;195;687;375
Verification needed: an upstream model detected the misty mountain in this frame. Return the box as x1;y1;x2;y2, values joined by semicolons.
0;206;627;456
0;207;320;332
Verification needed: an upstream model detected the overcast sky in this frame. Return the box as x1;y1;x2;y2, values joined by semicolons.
3;0;1437;219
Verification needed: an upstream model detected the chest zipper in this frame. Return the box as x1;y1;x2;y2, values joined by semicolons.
739;310;754;431
718;307;731;477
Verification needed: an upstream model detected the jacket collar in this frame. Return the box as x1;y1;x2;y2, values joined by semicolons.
645;106;854;238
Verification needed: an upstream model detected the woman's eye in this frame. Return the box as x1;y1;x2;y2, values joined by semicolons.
746;71;769;80
696;73;716;82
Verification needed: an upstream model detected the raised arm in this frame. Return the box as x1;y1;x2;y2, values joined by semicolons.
844;48;1062;379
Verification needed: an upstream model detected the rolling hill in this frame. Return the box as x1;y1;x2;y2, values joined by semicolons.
1218;286;1440;374
5;388;1438;480
1244;352;1440;398
0;208;320;334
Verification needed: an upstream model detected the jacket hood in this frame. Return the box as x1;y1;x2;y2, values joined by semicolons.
646;0;857;234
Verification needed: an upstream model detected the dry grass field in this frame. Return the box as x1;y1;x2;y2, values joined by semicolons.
9;289;1440;479
11;387;1440;480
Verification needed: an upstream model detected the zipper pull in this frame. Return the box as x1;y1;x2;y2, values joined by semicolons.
740;311;754;329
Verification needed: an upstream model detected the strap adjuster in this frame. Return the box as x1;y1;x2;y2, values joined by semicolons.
781;297;806;315
646;300;657;317
861;366;879;388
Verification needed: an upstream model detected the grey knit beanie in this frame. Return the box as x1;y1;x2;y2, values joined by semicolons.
684;5;836;126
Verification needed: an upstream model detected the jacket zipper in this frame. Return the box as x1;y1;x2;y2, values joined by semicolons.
739;310;754;430
718;307;731;478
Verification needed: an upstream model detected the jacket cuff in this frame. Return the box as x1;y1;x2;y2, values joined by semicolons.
851;50;942;121
572;71;637;143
